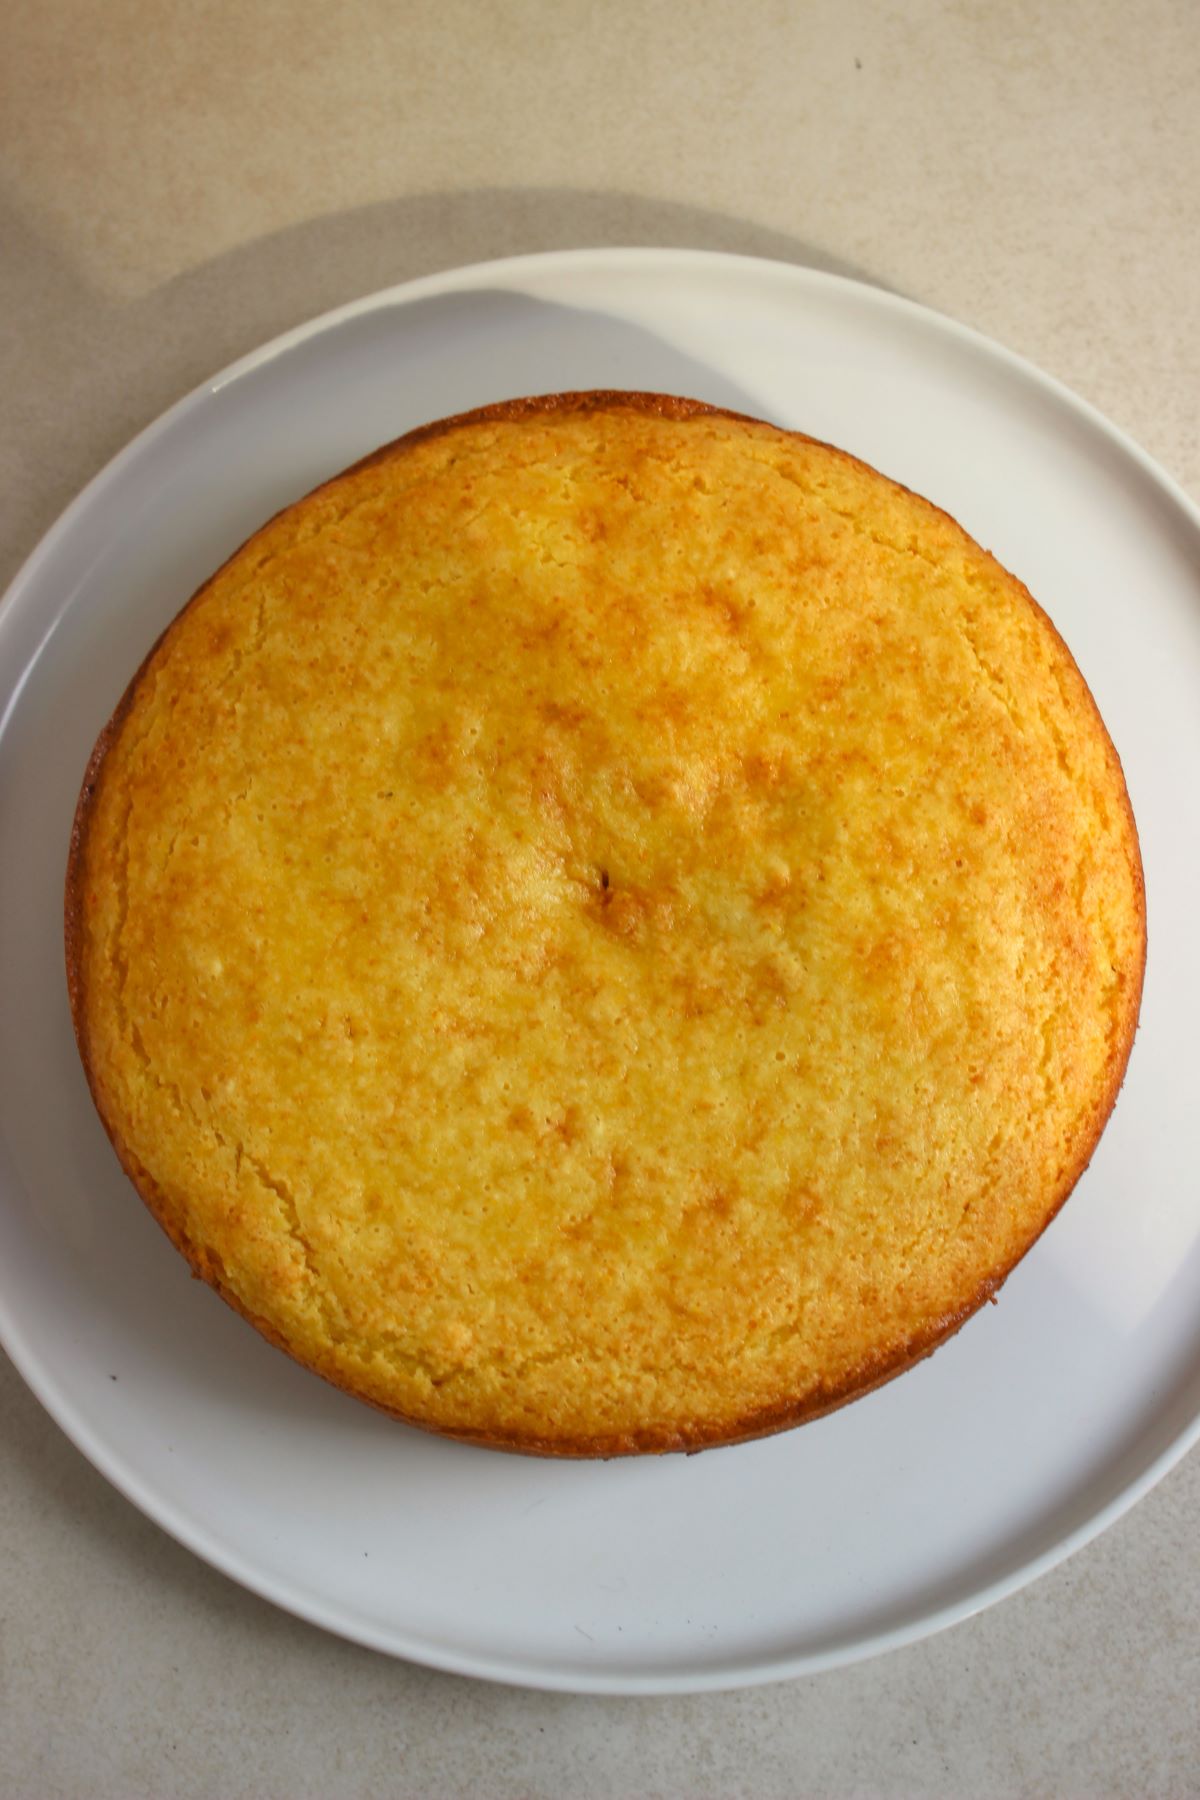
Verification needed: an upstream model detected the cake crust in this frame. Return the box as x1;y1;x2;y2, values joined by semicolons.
65;392;1146;1456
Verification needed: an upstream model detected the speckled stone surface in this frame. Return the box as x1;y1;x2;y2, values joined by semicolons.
2;1;1198;1793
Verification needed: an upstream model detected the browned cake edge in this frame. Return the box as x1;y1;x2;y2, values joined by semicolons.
64;391;1148;1458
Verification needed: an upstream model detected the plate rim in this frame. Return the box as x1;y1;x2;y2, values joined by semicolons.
2;244;1199;1695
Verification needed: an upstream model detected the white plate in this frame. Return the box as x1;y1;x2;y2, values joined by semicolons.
2;249;1198;1696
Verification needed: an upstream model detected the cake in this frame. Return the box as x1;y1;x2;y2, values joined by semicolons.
65;392;1146;1455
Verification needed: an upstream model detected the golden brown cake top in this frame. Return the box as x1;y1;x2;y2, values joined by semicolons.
68;393;1145;1454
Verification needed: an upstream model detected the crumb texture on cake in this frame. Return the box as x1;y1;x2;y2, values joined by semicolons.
68;393;1145;1454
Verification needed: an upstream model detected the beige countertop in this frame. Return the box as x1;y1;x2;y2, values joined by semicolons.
2;2;1198;1793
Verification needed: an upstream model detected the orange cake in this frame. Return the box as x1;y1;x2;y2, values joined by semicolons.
65;392;1146;1455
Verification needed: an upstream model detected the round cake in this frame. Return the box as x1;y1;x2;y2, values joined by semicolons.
66;392;1146;1456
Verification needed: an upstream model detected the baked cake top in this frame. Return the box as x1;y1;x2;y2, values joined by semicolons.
67;394;1145;1454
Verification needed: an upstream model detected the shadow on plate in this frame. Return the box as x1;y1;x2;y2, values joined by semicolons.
1;182;898;586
